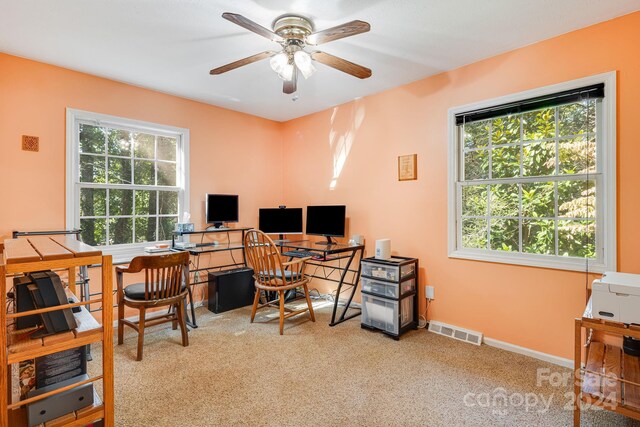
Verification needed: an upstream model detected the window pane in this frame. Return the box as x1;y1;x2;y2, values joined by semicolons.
490;184;518;217
109;217;133;245
522;219;554;255
491;145;520;178
558;180;595;219
462;218;487;249
79;124;105;154
522;182;554;218
108;157;132;184
159;191;178;215
108;189;133;216
134;159;155;185
462;185;487;216
135;190;157;215
490;219;518;252
558;137;595;175
80;188;106;217
522;141;555;177
157;162;177;186
558;102;595;137
491;115;520;145
558;220;595;258
80;155;105;183
80;218;106;246
133;133;155;159
523;108;555;141
464;149;489;180
457;97;601;263
587;100;596;135
463;121;490;149
159;217;178;240
157;136;177;161
107;129;131;157
135;217;157;243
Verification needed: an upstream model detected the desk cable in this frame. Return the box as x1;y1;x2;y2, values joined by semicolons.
417;299;430;329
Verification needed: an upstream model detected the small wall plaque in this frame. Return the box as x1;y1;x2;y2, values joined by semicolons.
22;135;39;152
398;154;417;181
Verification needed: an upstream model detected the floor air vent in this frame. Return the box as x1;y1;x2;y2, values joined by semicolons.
428;321;483;346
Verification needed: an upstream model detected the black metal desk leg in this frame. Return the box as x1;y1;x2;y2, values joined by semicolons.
185;286;198;329
241;230;247;266
80;265;93;361
340;247;364;315
329;248;363;326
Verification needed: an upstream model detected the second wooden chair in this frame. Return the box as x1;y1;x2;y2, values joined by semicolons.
244;229;315;335
116;251;190;361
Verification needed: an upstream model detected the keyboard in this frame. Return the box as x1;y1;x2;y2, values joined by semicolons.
282;250;323;259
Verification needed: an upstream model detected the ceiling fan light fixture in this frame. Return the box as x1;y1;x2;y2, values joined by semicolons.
293;50;316;79
269;52;288;74
270;51;295;81
278;63;295;81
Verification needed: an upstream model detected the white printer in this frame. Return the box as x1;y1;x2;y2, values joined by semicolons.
592;272;640;324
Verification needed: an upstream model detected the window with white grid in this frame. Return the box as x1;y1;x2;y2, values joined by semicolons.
448;74;616;272
66;109;189;259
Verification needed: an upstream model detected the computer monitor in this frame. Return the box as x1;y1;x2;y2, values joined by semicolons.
206;194;239;229
259;208;303;241
305;205;346;245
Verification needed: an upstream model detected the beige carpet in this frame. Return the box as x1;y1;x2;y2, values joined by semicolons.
89;303;640;427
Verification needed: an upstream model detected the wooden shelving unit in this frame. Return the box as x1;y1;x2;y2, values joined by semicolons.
1;236;114;427
574;298;640;426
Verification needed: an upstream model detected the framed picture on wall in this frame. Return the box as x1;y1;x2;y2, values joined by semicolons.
398;154;417;181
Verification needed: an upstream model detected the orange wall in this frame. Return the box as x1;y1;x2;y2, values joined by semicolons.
3;12;640;360
281;12;640;359
0;53;283;239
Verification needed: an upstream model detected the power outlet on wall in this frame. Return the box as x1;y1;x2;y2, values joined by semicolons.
425;285;435;300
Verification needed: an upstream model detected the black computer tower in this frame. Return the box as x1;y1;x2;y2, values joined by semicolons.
207;268;255;314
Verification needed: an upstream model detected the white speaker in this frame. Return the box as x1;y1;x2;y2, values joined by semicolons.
375;239;391;260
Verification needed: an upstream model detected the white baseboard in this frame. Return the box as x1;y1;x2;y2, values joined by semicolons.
483;337;573;369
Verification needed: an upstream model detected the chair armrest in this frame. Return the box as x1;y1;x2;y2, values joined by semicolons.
115;265;132;274
115;266;132;294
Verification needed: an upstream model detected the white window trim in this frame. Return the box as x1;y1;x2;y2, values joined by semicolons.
447;72;616;273
66;108;190;263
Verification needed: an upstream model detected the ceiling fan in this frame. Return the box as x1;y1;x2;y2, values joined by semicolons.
210;13;372;94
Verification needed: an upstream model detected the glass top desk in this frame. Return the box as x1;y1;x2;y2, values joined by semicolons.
171;227;252;328
278;240;365;326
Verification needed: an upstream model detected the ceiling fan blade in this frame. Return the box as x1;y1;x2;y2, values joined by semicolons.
306;20;370;45
311;51;372;79
222;13;284;43
210;51;274;75
283;69;298;94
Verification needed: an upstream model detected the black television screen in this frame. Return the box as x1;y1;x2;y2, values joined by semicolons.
259;208;303;235
306;205;346;242
206;194;239;227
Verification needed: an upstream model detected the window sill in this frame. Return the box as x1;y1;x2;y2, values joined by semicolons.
448;249;607;273
92;241;173;265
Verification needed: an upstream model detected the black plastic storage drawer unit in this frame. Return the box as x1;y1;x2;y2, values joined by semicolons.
360;256;418;340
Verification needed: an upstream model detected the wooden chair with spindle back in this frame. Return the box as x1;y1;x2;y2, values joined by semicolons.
116;251;190;361
244;229;315;335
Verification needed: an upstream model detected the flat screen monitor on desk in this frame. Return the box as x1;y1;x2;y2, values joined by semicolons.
206;194;238;229
259;208;303;242
306;205;346;245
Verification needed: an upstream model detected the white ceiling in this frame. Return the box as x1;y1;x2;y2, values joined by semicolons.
1;0;639;122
